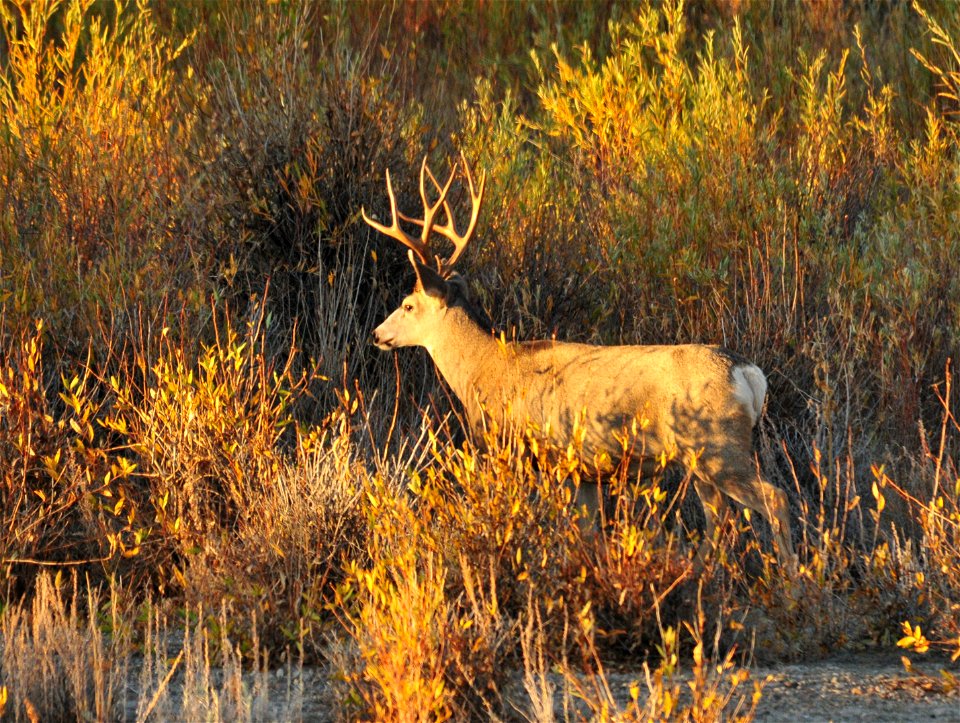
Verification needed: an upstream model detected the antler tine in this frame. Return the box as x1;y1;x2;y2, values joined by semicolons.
400;163;452;227
361;168;431;266
431;152;486;273
418;157;458;264
396;157;458;270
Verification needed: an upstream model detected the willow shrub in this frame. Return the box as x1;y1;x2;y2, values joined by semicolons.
0;0;204;366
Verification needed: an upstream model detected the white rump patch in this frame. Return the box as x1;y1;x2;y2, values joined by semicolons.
731;364;767;427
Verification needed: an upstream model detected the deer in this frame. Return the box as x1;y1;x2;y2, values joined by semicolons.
362;154;797;572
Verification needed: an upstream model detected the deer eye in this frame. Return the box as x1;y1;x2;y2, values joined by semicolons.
403;303;414;312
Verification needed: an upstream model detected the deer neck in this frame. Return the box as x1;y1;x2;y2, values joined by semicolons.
424;306;505;418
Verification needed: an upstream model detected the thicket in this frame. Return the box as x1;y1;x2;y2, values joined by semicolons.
1;0;959;719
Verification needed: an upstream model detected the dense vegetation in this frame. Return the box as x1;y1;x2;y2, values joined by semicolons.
1;0;959;719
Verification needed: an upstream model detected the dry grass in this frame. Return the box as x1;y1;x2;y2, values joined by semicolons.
0;573;308;722
1;0;960;719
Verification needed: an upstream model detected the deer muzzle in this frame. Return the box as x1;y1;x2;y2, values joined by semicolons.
371;327;395;351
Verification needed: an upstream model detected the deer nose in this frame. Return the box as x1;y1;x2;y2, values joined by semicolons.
371;325;394;350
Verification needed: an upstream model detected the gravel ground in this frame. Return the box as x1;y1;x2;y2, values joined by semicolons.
564;652;960;722
749;653;959;722
122;652;958;721
324;653;956;721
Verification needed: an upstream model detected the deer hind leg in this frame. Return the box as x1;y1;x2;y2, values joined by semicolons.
702;453;797;571
692;477;729;570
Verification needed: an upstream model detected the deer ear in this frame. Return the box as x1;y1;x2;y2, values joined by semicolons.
444;272;470;304
409;250;447;301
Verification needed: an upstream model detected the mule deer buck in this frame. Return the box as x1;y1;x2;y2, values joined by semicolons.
362;155;797;571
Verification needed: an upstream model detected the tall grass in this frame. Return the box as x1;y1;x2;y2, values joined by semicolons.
1;0;959;719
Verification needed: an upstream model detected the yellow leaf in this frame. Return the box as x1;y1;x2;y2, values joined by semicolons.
872;481;886;513
897;622;930;654
663;691;674;717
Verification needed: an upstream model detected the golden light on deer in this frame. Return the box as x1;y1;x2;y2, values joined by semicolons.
363;154;797;572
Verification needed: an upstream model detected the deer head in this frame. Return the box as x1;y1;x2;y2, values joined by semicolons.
362;154;486;351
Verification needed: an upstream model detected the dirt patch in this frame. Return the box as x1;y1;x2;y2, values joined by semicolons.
500;652;959;721
750;653;959;722
120;652;958;720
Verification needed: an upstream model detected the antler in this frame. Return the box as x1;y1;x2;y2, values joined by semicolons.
362;153;486;275
415;152;486;273
360;167;434;266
